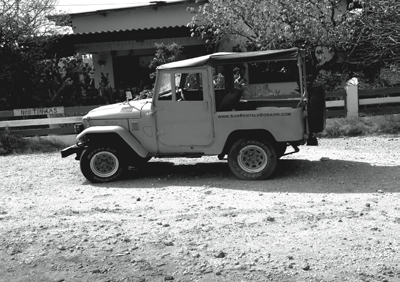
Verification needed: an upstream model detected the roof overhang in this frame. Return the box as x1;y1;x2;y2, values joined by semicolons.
50;26;193;56
61;26;192;45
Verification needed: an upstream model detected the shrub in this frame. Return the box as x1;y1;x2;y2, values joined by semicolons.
0;131;65;155
320;115;400;138
0;130;27;155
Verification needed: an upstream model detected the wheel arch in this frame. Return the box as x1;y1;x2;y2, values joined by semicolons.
221;129;277;155
77;126;148;158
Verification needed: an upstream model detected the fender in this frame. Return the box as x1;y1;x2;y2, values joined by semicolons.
77;126;148;158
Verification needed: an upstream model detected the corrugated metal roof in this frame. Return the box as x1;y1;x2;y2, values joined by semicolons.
62;26;191;44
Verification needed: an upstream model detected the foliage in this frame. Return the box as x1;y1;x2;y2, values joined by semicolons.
344;0;399;68
188;0;399;88
46;55;106;106
128;43;183;100
136;89;154;100
0;130;65;155
148;43;183;79
98;72;118;104
0;130;27;155
0;0;71;110
320;115;400;138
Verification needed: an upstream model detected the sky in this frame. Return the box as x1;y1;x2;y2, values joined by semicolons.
56;0;176;13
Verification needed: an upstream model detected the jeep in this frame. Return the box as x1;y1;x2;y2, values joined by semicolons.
61;47;326;183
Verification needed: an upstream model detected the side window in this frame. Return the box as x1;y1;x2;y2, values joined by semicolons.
213;67;225;90
175;72;204;101
157;72;172;101
248;61;298;84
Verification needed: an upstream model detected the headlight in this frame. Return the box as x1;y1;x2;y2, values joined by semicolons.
74;123;84;134
77;134;87;144
82;118;89;128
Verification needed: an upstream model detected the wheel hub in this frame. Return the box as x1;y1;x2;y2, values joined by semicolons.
90;151;119;178
237;145;268;173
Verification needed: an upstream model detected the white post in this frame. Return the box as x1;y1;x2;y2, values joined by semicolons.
345;77;359;118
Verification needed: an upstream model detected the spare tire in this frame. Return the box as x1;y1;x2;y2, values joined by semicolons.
308;83;326;133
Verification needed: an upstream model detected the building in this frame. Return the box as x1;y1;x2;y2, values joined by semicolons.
60;0;208;92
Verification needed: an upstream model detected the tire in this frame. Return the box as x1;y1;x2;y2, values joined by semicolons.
228;139;277;180
80;145;127;183
308;83;326;133
275;142;287;159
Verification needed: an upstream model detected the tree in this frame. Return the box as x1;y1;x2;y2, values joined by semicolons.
0;0;70;110
134;42;183;99
343;0;400;84
188;0;399;87
148;43;183;78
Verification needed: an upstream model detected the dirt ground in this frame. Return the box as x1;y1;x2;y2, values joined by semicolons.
0;135;399;282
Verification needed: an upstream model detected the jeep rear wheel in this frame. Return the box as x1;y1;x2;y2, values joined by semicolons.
228;139;277;180
80;145;127;183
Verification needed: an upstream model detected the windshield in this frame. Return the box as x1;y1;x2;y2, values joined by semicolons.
156;72;172;100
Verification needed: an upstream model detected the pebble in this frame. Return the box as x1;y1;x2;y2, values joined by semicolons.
215;251;226;258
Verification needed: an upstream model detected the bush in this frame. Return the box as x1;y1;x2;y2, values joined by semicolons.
0;131;28;155
0;131;65;155
320;115;400;138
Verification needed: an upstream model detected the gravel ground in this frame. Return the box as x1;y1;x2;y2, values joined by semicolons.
0;135;399;282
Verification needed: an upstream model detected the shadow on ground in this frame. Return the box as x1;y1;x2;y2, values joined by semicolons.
87;158;400;194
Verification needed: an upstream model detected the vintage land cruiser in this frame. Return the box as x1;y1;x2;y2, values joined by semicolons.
61;47;326;183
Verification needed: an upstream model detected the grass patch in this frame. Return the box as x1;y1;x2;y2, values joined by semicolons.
0;130;65;155
320;115;400;138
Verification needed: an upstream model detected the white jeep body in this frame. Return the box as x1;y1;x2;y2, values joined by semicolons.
61;48;325;183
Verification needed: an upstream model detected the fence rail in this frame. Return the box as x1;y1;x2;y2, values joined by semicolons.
1;86;399;138
0;105;99;137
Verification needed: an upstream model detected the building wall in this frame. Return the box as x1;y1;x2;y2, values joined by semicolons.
86;37;205;88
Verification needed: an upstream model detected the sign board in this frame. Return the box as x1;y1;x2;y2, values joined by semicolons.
13;107;65;117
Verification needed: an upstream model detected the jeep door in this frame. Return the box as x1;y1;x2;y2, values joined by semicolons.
154;69;214;147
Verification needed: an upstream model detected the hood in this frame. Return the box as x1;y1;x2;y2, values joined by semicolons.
85;99;152;119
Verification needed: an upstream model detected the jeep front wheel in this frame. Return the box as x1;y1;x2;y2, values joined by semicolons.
228;139;277;180
80;145;127;183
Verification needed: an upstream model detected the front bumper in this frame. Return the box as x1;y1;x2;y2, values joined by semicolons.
61;143;85;160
